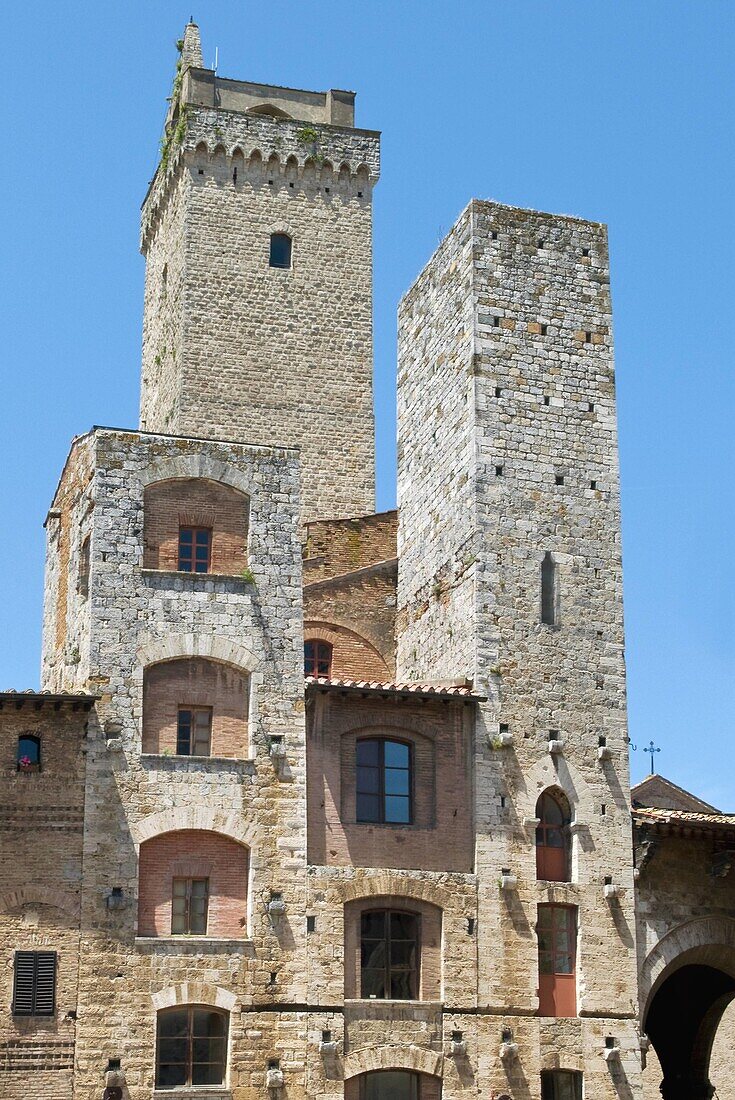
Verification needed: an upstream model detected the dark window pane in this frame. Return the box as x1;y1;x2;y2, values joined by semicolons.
361;969;386;999
390;912;418;939
317;658;331;675
357;766;380;794
361;912;386;938
384;741;409;768
158;1009;189;1038
361;940;387;971
356;740;380;766
539;950;554;975
158;1038;188;1063
364;1072;418;1100
356;793;381;822
157;1064;188;1088
269;233;292;268
193;1062;226;1086
179;529;193;544
385;796;410;823
390;970;414;999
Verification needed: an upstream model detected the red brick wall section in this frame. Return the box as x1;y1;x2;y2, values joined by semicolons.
344;894;442;999
345;1074;441;1100
304;622;390;682
306;692;474;873
143;477;249;574
142;658;249;756
303;510;398;583
137;830;248;938
304;559;397;677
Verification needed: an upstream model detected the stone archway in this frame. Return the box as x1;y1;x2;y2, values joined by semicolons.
643;941;735;1100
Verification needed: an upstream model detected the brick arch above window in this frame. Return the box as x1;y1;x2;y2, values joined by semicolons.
303;620;390;681
337;873;454;915
143;477;249;574
131;807;255;850
140;454;255;499
524;755;594;826
0;886;80;920
343;1045;443;1080
151;982;238;1012
135;634;258;674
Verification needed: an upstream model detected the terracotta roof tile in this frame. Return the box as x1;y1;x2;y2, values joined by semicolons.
305;676;485;701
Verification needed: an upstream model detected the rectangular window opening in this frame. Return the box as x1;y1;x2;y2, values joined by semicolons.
171;877;209;936
178;526;212;573
176;707;212;757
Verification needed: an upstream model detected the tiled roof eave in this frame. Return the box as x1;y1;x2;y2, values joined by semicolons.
304;676;485;702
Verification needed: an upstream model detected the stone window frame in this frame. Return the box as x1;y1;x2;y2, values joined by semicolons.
344;894;442;1002
267;221;295;273
535;787;572;883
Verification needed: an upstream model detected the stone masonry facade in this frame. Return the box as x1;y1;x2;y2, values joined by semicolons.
1;20;733;1100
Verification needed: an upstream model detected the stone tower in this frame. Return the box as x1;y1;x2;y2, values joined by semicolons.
396;200;642;1093
139;23;380;522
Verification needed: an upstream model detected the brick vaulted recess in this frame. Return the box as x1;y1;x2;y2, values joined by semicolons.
1;18;733;1100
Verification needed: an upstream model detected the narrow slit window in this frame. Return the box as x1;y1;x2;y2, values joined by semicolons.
176;707;212;757
541;551;557;626
269;233;292;269
178;527;211;573
78;535;90;597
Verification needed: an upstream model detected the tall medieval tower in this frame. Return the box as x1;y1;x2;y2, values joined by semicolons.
139;24;380;522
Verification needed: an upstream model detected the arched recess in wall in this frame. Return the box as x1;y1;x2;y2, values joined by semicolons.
137;829;249;939
303;620;391;681
142;656;250;758
521;756;594;884
142;477;249;575
246;103;292;118
0;886;80;921
151;982;238;1012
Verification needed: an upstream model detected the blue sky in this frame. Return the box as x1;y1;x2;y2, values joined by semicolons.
0;1;732;802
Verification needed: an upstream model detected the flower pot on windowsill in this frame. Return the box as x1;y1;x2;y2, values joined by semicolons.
17;760;40;774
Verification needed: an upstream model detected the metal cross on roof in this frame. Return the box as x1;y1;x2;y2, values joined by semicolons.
642;740;661;774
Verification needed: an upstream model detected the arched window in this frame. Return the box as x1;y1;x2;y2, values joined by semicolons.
541;551;557;625
304;640;332;678
541;1070;583;1100
360;909;419;999
269;232;292;269
535;790;571;882
17;735;41;773
156;1005;228;1088
359;1071;422;1100
356;738;412;824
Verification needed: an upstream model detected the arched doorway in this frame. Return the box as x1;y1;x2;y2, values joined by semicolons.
645;961;735;1099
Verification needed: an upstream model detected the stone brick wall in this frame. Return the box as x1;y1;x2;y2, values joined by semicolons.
0;700;88;1100
303;511;398;582
137;828;249;938
140;104;381;524
395;199;642;1095
142;656;249;756
143;476;249;573
307;690;474;873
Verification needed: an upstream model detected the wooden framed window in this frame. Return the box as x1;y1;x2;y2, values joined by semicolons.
304;640;332;678
178;526;212;573
538;904;577;1017
176;708;212;757
12;951;56;1016
17;735;41;773
541;1070;583;1100
356;738;412;824
156;1005;228;1088
171;877;209;935
269;232;292;269
535;790;571;882
359;1071;420;1100
360;909;419;1000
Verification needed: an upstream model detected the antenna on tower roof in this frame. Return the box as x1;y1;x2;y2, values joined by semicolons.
213;46;219;72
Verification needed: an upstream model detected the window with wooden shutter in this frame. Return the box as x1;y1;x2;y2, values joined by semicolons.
12;951;57;1016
